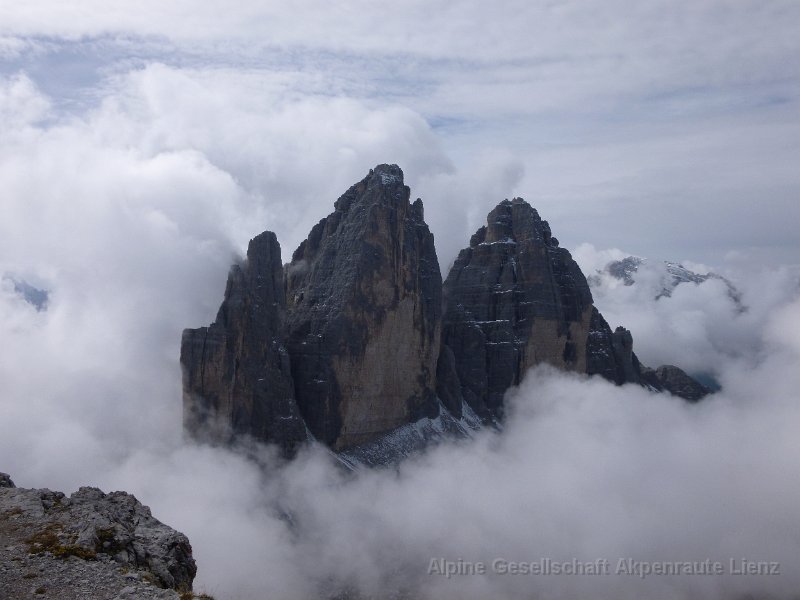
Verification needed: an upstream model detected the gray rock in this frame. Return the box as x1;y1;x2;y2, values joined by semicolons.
586;307;644;385
441;198;708;412
440;198;595;418
180;168;712;462
285;165;442;449
0;473;14;488
642;365;712;402
181;231;308;453
0;480;196;593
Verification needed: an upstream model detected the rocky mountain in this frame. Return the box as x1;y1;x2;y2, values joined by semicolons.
284;164;442;450
181;231;308;452
439;199;597;419
0;472;199;600
181;164;710;459
593;255;745;309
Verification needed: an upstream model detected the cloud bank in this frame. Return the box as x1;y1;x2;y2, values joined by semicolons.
1;64;800;599
4;1;800;267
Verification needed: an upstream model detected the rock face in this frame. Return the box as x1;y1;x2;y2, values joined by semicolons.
438;198;710;419
181;165;710;457
181;231;307;451
284;164;442;449
642;365;711;402
585;307;643;385
440;198;605;418
1;477;196;597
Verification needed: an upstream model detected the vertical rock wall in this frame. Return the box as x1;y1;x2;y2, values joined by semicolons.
284;165;442;449
439;198;595;418
181;166;708;455
180;232;307;450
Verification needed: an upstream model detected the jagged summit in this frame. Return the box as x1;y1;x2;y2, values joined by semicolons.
180;165;710;460
472;197;560;247
285;163;441;449
325;163;407;218
181;230;307;451
439;196;594;419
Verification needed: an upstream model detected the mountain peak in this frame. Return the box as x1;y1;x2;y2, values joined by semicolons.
369;163;404;186
181;166;711;460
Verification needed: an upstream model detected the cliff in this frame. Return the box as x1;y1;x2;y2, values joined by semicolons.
0;473;197;599
284;164;442;449
439;198;595;419
181;165;709;456
181;232;308;451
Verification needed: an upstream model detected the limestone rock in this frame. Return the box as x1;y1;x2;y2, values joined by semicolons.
181;231;307;452
180;168;711;459
440;198;595;418
642;365;711;402
586;307;644;385
0;479;196;592
440;198;709;416
284;164;442;449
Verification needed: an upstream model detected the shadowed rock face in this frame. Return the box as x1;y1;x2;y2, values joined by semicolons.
440;198;595;418
642;365;711;402
284;164;442;449
586;307;644;385
180;231;307;451
181;167;710;458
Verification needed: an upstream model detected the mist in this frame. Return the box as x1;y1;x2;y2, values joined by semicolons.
2;20;800;598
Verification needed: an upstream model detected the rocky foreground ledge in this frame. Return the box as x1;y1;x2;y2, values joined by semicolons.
0;472;204;600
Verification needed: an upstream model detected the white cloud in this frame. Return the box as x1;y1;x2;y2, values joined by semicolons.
85;297;800;599
573;242;800;377
0;66;514;488
0;72;50;127
1;10;800;597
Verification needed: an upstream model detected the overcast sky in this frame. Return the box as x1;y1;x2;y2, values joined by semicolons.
2;3;800;599
2;0;799;269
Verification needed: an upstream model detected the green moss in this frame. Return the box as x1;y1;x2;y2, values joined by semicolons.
25;524;96;561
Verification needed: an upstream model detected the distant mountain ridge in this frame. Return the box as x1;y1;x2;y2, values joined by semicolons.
181;165;710;462
592;255;745;310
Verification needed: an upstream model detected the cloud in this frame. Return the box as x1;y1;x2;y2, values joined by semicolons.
92;297;800;600
4;2;800;267
0;66;516;485
1;33;800;600
0;72;50;126
572;243;800;377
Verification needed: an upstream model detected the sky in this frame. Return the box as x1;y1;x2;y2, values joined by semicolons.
1;2;800;599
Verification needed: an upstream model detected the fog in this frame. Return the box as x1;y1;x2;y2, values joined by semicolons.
2;9;800;597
